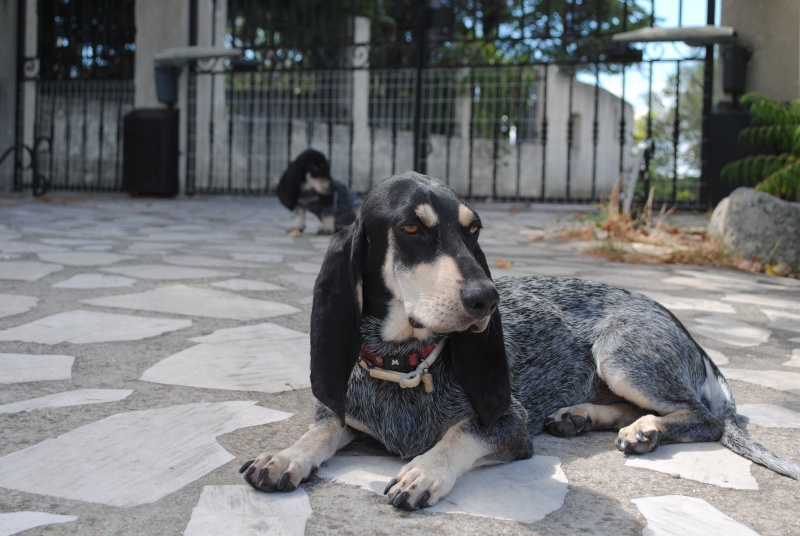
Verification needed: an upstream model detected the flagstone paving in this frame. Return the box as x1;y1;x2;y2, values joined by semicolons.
0;193;798;535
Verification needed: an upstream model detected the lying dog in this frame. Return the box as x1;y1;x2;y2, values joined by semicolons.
243;172;800;510
276;149;362;235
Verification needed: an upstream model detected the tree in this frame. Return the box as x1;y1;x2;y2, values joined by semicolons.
39;0;136;80
721;93;800;200
634;60;704;202
227;0;653;70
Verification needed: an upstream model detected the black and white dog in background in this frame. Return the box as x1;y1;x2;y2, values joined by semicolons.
276;149;362;235
244;172;800;511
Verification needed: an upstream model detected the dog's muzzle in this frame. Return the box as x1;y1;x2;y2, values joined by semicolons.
461;281;499;321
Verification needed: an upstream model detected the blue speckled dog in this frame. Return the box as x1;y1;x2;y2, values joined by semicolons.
243;172;800;510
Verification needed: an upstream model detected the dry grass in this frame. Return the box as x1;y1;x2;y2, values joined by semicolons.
560;176;798;277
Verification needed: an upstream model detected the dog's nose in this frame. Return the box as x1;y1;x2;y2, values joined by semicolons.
461;282;499;319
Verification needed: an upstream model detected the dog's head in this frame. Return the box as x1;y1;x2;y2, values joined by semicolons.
277;149;332;209
311;172;511;427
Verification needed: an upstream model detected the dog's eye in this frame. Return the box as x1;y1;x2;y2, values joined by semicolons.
468;223;480;234
401;224;420;235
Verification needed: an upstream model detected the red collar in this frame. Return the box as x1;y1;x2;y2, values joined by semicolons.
359;344;438;373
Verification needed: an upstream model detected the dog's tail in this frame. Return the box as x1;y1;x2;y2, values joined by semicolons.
703;354;800;480
720;416;800;480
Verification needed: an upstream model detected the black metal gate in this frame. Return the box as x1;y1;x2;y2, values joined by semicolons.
187;0;716;207
12;0;135;193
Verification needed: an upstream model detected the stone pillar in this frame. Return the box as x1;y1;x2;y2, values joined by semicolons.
133;0;191;193
0;0;17;191
717;0;800;103
350;16;371;190
192;0;228;189
133;0;190;108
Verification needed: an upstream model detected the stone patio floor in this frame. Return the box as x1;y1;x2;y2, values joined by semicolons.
0;192;798;535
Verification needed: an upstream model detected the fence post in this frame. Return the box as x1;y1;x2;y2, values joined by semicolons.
412;0;431;175
700;0;717;208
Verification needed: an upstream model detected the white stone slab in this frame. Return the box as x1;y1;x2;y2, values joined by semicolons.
101;264;238;280
702;347;730;366
141;323;310;392
138;231;235;242
53;273;137;289
0;294;37;319
287;262;321;275
723;293;800;312
0;254;19;260
230;253;285;264
0;512;78;536
0;401;292;507
40;238;117;247
625;442;758;489
783;348;800;368
83;285;300;320
0;241;66;253
163;255;260;268
276;274;317;291
690;316;771;347
183;485;312;536
668;270;765;293
641;292;736;314
125;242;175;253
0;353;74;384
37;252;133;266
0;310;191;345
318;455;568;523
0;261;63;281
632;495;759;536
760;309;800;334
211;279;286;292
720;368;800;395
737;404;800;428
0;389;133;414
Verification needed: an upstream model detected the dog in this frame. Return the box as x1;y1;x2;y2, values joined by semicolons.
276;149;362;235
242;172;800;510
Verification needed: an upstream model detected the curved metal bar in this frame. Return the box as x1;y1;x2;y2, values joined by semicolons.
0;136;52;196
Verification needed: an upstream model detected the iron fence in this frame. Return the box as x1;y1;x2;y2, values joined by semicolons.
27;80;134;192
188;0;712;207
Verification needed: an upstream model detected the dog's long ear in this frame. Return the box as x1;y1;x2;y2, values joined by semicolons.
277;162;302;210
309;217;363;424
449;244;511;428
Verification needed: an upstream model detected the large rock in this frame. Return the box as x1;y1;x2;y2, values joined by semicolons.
709;187;800;265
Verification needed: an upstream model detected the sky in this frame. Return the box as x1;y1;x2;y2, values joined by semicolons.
581;0;722;118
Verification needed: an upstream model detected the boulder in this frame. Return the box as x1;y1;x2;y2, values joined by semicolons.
709;187;800;265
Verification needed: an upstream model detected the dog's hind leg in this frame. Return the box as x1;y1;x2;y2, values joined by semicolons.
546;402;647;437
615;405;724;454
289;206;306;235
586;308;726;454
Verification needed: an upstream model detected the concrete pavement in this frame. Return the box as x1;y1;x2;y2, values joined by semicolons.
0;192;799;535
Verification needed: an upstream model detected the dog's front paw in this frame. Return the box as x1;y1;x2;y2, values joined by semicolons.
287;228;304;237
383;457;456;510
615;415;661;454
239;451;318;493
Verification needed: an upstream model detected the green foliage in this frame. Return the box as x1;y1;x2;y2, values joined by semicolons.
721;92;800;199
633;61;704;203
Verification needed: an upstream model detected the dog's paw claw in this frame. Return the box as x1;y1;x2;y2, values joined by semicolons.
383;478;398;495
241;452;313;493
616;421;660;454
